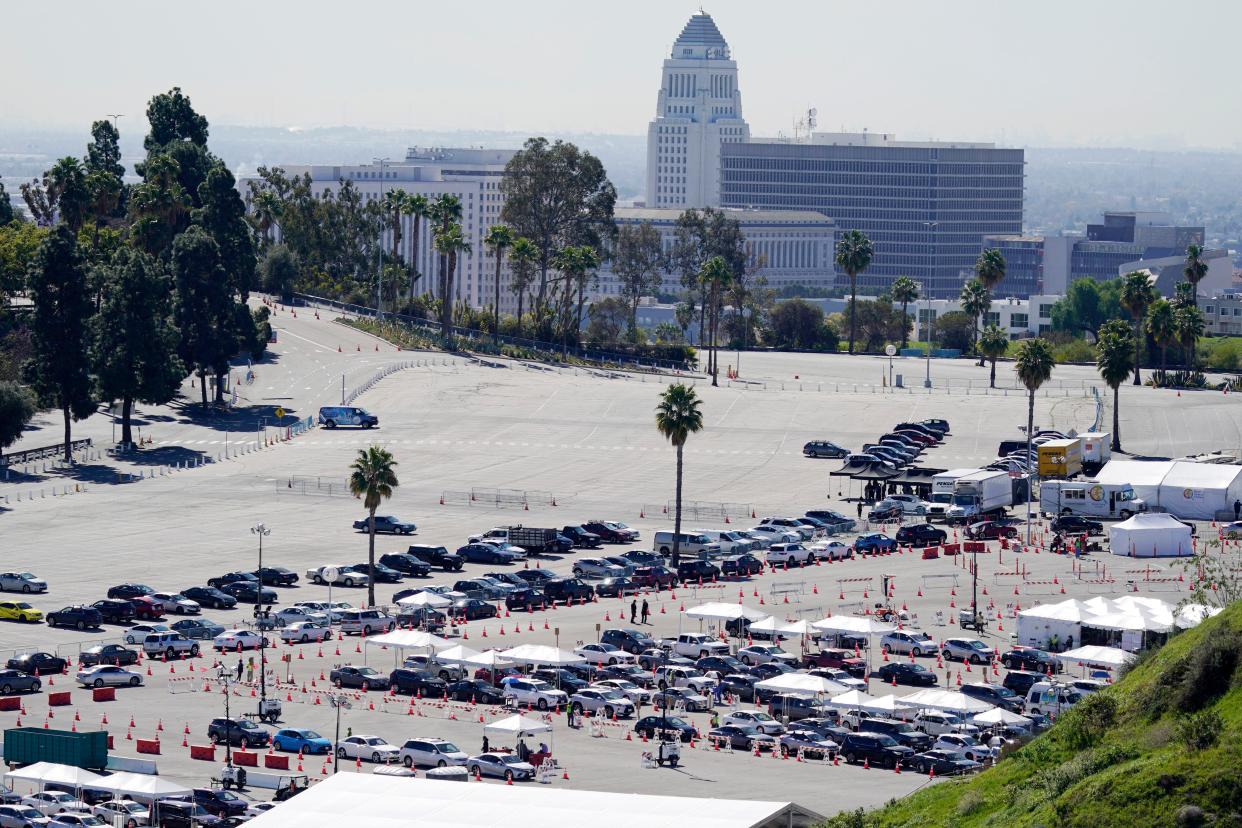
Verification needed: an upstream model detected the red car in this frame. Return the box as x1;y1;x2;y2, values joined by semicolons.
128;596;166;620
632;566;677;589
966;521;1018;541
803;648;867;676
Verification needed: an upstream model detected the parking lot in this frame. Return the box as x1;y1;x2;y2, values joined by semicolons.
0;309;1233;818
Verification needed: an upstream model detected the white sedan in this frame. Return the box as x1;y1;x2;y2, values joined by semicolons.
933;733;998;762
722;709;785;735
335;734;400;763
280;621;333;644
573;643;636;665
591;678;651;705
213;629;268;651
122;624;169;644
808;540;853;561
736;644;798;666
879;494;932;515
76;665;143;688
23;793;87;816
275;606;328;626
94;800;150;827
747;526;801;544
149;592;201;615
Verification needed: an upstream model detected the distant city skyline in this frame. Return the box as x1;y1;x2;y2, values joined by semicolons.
5;0;1242;151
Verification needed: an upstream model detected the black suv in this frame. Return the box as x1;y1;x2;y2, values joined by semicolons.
152;800;222;828
253;567;299;586
718;673;758;702
960;682;1025;712
895;524;947;547
1000;648;1061;674
676;560;721;582
1001;669;1044;697
721;554;763;577
181;586;237;609
46;605;103;630
405;545;465;572
191;789;246;819
839;732;915;769
857;717;933;751
542;578;595;603
90;599;136;624
206;717;270;748
560;526;602;548
379;553;433;578
601;628;656;655
388;669;447;697
1050;515;1104;535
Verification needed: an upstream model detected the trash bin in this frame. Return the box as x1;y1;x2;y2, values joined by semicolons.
895;374;903;388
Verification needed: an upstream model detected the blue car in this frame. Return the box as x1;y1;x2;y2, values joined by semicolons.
854;533;896;553
272;727;332;754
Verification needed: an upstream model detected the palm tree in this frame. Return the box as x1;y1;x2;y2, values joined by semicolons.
699;256;732;385
834;230;873;355
404;194;430;304
483;224;514;345
1183;244;1208;307
978;325;1008;389
250;191;281;251
891;276;919;350
509;237;538;338
959;279;990;359
550;246;600;354
433;223;471;342
1174;304;1205;372
348;445;399;607
1119;271;1154;385
1015;338;1054;544
1096;320;1134;452
655;383;704;568
973;249;1006;363
428;194;463;308
1145;298;1176;373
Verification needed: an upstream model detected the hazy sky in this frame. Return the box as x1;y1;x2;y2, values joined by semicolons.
8;0;1241;149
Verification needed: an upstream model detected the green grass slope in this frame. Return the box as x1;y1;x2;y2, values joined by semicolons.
825;601;1242;828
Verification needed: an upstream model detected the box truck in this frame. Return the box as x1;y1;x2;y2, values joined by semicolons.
1079;432;1111;475
946;470;1013;522
1037;438;1083;479
927;469;979;520
1039;480;1146;519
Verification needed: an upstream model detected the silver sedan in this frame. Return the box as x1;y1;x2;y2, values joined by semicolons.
0;572;47;593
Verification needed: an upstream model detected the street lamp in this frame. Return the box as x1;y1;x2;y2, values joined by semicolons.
328;694;352;773
251;524;273;721
214;666;236;768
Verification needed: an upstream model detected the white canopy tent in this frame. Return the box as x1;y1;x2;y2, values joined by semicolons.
898;689;994;716
811;617;895;636
753;673;852;697
432;645;481;665
396;591;453;608
745;616;782;634
1016;599;1096;649
2;762;103;789
483;714;553;739
972;708;1033;728
364;630;453;650
1094;460;1174;506
462;649;516;668
1108;513;1193;558
683;603;770;622
1059;645;1136;669
1095;459;1242;520
498;645;586;667
1177;603;1223;629
86;771;192;801
778;620;816;636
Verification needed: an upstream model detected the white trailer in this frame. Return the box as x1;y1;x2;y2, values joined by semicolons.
947;470;1012;521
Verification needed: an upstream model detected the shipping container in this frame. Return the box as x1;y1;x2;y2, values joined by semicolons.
3;727;108;769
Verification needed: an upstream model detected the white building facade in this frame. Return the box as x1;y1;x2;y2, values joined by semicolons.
265;147;515;310
913;294;1060;342
595;207;836;298
645;13;750;210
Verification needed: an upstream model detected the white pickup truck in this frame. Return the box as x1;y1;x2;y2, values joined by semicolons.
671;633;730;659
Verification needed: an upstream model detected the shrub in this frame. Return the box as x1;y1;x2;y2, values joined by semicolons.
1061;693;1119;748
1173;629;1241;712
1176;805;1208;828
1176;710;1224;751
955;789;986;817
1053;338;1097;364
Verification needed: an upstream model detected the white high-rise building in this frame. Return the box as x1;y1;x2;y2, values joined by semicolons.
646;12;749;210
260;147;514;310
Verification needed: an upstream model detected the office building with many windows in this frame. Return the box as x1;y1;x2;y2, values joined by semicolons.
645;12;750;210
594;207;835;298
718;132;1025;299
259;146;515;310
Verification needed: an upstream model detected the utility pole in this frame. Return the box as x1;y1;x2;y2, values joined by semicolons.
251;523;271;718
374;157;390;315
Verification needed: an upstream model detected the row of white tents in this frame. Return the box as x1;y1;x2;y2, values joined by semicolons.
1095;460;1242;521
2;762;191;801
1016;596;1220;652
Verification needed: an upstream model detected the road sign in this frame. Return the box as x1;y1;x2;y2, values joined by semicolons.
885;344;896;356
322;567;339;583
275;407;286;419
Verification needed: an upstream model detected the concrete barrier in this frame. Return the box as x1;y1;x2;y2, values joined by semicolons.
189;744;216;761
92;687;116;702
135;738;161;755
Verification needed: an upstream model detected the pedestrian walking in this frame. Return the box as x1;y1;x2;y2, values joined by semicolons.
630;599;638;622
482;735;489;753
856;500;863;519
235;658;243;681
641;599;650;625
566;703;576;728
1233;498;1240;521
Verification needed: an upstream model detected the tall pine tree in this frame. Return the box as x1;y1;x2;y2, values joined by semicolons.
172;227;230;410
24;226;94;461
92;248;184;445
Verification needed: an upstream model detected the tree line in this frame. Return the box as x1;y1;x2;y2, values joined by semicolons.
0;88;268;461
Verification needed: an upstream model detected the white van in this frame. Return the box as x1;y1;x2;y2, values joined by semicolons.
1025;681;1084;716
653;531;721;558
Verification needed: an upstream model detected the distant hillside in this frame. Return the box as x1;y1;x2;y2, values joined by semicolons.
824;601;1242;828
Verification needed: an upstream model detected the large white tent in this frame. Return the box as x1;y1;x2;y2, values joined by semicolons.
753;673;852;697
243;770;824;828
3;762;103;789
87;771;192;801
1018;596;1214;651
683;603;770;622
1095;459;1242;520
364;630;453;651
483;714;552;739
1108;513;1193;557
972;708;1033;728
811;616;895;636
498;645;586;667
1059;645;1136;669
